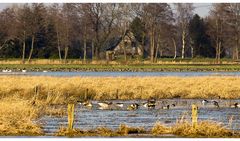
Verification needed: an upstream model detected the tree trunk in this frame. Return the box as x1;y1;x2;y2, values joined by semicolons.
56;29;62;61
141;34;145;59
28;35;35;63
154;34;160;63
236;38;239;60
91;40;94;60
150;28;155;62
95;47;99;60
22;31;26;64
123;42;127;62
218;41;221;63
83;37;87;63
215;42;219;63
172;38;177;59
191;46;194;58
181;30;186;59
64;46;68;63
154;41;159;63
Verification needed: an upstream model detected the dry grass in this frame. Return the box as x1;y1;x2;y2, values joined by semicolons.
172;121;234;137
1;76;240;103
0;97;44;136
117;124;145;135
56;124;146;137
152;122;171;135
152;121;238;138
56;121;238;137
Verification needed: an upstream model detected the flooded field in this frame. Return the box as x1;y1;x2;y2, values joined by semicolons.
38;99;240;136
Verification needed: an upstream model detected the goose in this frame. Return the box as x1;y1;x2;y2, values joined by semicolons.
143;97;156;109
43;70;48;73
2;68;12;73
98;101;113;109
21;68;27;73
142;102;155;109
231;103;240;108
202;100;209;106
127;103;139;110
172;104;176;107
162;105;170;110
82;100;93;108
115;103;124;108
211;100;219;108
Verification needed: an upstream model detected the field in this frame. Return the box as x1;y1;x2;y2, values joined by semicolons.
1;76;240;137
1;76;240;100
1;58;240;72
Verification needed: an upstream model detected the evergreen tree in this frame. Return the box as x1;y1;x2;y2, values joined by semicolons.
189;14;215;57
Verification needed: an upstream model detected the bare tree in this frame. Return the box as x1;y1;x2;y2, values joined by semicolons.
48;4;63;61
175;3;194;59
224;4;240;60
208;4;227;63
143;3;173;62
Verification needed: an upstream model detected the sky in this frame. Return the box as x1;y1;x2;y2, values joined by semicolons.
0;3;212;17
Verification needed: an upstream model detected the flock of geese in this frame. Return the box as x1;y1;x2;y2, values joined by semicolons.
77;98;240;111
202;99;240;108
2;68;48;73
77;97;165;110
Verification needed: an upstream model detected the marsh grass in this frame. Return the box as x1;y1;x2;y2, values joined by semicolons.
56;121;238;137
152;121;238;138
55;124;146;137
172;121;234;137
1;76;240;103
117;124;146;135
0;97;44;136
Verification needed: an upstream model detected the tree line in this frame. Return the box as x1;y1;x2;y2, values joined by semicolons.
0;3;239;63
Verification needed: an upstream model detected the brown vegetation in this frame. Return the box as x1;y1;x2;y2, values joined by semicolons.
1;76;240;103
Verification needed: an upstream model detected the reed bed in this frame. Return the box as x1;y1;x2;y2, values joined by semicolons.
56;124;146;137
0;96;43;136
55;121;238;137
1;76;240;103
152;121;237;138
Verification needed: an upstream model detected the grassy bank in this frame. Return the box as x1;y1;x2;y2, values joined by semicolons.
1;64;240;72
55;121;238;137
0;58;240;72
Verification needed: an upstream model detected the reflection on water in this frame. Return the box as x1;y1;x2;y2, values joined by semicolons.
38;99;240;135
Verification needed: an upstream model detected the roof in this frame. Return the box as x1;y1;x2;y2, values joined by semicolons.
103;30;131;51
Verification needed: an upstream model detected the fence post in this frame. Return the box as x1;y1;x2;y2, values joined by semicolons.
116;89;119;99
34;85;39;96
192;104;198;128
68;104;75;131
85;89;88;100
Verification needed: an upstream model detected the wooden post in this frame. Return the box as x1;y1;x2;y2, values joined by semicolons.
85;89;88;100
192;104;198;128
34;85;39;96
68;104;75;131
116;89;119;99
